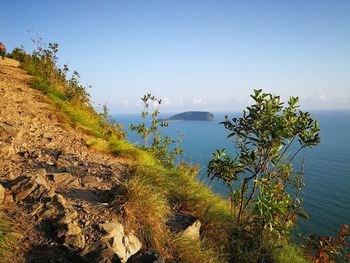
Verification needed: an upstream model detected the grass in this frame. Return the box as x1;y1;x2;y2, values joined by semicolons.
272;244;310;263
0;214;15;261
15;54;310;262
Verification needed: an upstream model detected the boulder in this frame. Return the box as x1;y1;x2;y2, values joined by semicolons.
81;175;103;188
65;234;86;249
9;169;50;202
181;220;201;240
167;213;201;240
99;221;142;263
48;172;74;184
81;241;121;263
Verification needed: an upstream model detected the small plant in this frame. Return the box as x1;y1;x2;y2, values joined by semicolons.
65;70;91;106
9;46;30;63
130;93;184;167
207;90;320;244
301;224;350;263
98;103;126;140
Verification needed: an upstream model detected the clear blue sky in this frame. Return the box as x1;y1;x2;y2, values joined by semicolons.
2;0;350;113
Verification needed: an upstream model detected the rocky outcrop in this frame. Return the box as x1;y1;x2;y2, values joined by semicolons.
167;213;201;241
4;167;143;262
98;222;142;262
181;219;201;240
9;169;51;202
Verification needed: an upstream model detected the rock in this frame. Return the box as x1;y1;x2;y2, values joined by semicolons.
0;184;5;204
9;169;50;202
49;172;74;184
82;176;102;188
127;250;161;263
65;223;82;236
39;208;56;219
57;210;78;225
81;241;121;263
99;221;142;263
181;220;201;240
46;187;56;198
69;178;81;188
99;222;123;236
53;193;67;209
0;121;17;142
0;143;15;156
30;203;44;216
113;232;142;263
65;234;86;249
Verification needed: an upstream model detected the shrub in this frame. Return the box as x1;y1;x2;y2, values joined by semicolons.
302;224;350;262
130;93;184;167
207;89;320;261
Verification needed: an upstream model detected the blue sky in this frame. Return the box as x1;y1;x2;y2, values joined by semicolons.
2;0;350;113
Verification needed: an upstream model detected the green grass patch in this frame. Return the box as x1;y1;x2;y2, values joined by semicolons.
0;215;15;260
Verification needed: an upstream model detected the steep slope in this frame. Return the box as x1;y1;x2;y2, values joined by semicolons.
0;58;132;262
0;57;230;263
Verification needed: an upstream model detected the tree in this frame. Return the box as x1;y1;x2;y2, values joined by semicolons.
207;89;320;237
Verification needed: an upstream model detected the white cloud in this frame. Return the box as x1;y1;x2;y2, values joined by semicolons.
122;99;130;107
162;97;171;106
192;98;206;105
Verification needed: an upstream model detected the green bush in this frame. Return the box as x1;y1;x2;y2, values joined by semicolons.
208;89;320;261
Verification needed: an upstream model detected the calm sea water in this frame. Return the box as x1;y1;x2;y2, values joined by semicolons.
113;111;350;236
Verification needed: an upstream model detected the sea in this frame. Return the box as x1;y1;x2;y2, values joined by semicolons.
112;110;350;236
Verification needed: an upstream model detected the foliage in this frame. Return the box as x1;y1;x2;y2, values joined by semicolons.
8;46;31;63
302;224;350;262
207;89;320;258
130;93;184;167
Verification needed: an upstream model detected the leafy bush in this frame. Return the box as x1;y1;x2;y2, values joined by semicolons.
207;89;320;261
130;93;184;167
302;224;350;262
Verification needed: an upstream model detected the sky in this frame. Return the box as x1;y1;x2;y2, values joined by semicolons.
2;0;350;113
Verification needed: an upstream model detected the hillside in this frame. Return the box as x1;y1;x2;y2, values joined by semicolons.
0;57;232;262
0;58;131;261
0;51;311;263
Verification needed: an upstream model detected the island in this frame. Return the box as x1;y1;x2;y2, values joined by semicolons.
165;111;214;121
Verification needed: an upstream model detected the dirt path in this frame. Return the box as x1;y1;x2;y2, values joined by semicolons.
0;58;130;262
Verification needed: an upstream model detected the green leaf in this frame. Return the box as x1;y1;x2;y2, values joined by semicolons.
297;207;309;220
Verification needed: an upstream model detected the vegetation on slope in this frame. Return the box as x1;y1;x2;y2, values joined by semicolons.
9;39;232;262
8;39;345;262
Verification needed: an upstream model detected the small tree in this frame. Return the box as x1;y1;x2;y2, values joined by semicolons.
130;93;184;167
207;89;320;238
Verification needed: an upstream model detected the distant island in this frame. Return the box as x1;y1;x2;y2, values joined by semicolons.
165;111;214;121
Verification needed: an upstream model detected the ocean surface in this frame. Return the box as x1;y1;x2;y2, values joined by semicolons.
113;110;350;236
